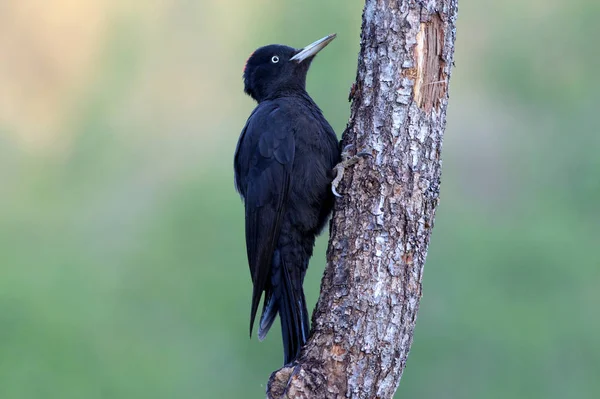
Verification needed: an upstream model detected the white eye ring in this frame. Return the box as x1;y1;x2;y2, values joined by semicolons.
271;55;279;63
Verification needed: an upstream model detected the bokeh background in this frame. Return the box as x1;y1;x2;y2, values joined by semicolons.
1;0;598;398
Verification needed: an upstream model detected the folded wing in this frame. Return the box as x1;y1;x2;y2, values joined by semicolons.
234;105;295;336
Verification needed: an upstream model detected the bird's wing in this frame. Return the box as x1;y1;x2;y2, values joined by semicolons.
234;107;260;196
238;105;295;337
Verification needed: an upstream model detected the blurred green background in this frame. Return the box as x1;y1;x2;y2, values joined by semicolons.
1;1;598;398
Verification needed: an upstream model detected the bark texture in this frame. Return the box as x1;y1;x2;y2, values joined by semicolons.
266;1;458;398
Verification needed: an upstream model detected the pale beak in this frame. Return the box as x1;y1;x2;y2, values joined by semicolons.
290;34;336;63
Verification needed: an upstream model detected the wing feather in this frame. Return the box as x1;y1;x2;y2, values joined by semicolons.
234;105;295;336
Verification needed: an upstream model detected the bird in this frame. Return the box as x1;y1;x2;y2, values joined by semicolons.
234;34;340;364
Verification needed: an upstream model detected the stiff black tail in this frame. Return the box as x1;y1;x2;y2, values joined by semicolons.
258;249;309;364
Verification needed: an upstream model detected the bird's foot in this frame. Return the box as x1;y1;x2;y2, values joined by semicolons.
331;144;372;197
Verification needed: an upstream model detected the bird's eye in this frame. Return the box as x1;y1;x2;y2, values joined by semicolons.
271;55;279;64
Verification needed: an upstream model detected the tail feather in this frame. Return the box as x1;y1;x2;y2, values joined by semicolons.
279;258;309;364
258;291;277;341
258;250;282;341
299;289;310;343
257;249;309;364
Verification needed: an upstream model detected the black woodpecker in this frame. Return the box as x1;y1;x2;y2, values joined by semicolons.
234;34;340;364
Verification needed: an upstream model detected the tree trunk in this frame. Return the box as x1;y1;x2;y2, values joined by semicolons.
266;1;458;398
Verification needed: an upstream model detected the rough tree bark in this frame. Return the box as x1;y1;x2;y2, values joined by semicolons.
267;1;458;398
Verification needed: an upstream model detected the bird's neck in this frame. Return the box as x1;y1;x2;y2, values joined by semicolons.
259;87;311;103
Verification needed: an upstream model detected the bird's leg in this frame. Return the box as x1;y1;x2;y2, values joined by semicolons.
331;144;372;197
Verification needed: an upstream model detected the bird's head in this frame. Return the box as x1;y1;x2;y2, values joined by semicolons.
243;34;336;102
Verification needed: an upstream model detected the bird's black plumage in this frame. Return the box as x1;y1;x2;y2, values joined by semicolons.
234;36;340;364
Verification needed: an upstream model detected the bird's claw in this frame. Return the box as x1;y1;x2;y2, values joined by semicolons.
331;145;372;197
331;163;345;198
356;151;373;159
341;144;355;153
